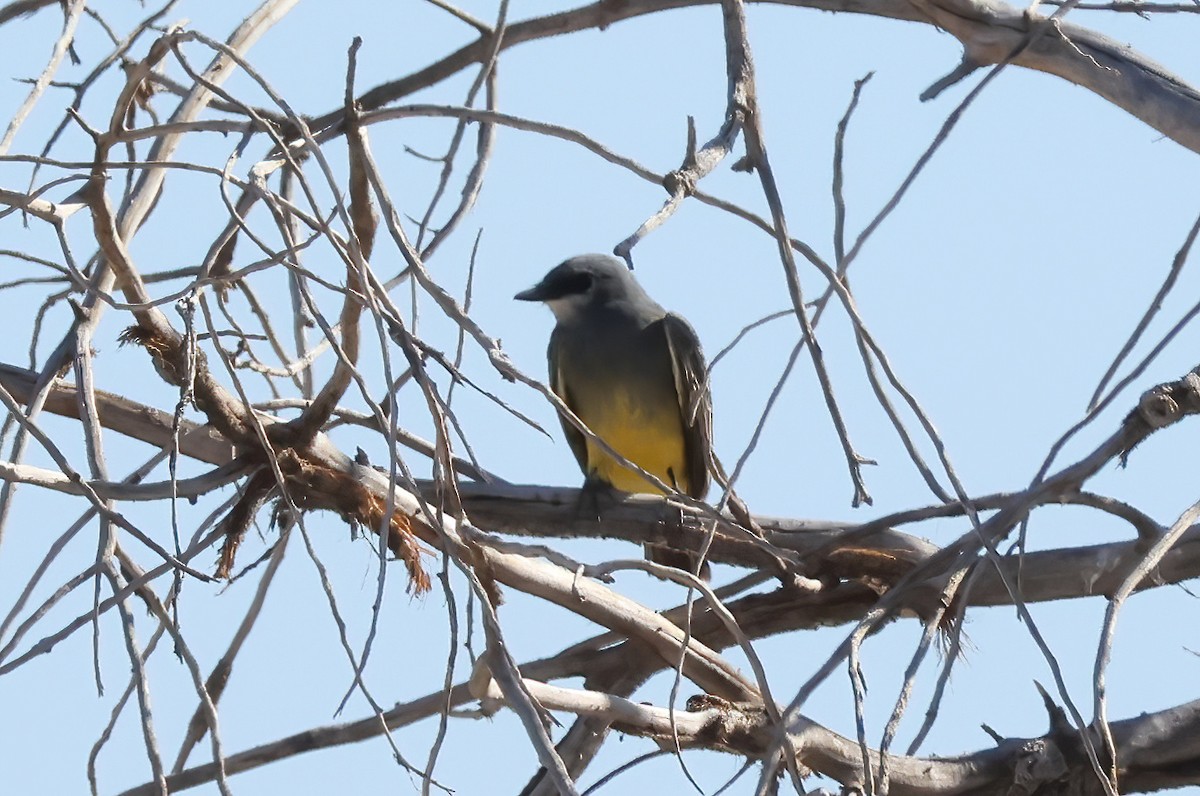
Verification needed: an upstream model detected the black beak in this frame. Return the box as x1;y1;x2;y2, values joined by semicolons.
514;284;544;302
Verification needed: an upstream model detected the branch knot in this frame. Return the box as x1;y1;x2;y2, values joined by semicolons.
1008;738;1068;796
1136;370;1200;430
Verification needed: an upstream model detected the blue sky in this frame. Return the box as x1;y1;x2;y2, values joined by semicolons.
1;1;1199;794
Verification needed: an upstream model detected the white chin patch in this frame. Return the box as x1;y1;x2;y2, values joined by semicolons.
546;297;581;322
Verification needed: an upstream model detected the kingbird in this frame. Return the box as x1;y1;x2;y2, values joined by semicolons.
515;254;713;578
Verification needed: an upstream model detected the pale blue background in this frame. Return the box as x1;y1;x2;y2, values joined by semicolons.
0;1;1198;794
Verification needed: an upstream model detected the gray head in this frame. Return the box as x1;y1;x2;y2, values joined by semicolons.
514;254;652;322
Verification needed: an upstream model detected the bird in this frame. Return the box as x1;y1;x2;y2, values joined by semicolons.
515;253;713;579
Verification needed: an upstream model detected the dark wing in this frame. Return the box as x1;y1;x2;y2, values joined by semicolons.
661;313;713;499
547;328;589;474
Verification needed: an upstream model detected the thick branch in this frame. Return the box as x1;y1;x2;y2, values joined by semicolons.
305;0;1200;155
3;360;1200;614
501;684;1200;796
128;657;1200;795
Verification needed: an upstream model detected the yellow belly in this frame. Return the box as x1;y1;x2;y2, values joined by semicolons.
581;389;688;495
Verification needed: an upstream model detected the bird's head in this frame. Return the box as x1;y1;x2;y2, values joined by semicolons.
514;254;640;322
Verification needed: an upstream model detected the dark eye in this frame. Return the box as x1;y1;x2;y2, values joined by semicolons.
552;271;592;298
564;272;593;293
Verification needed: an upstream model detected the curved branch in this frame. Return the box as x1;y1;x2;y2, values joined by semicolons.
305;0;1200;155
4;356;1200;609
120;625;1200;796
0;459;251;500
